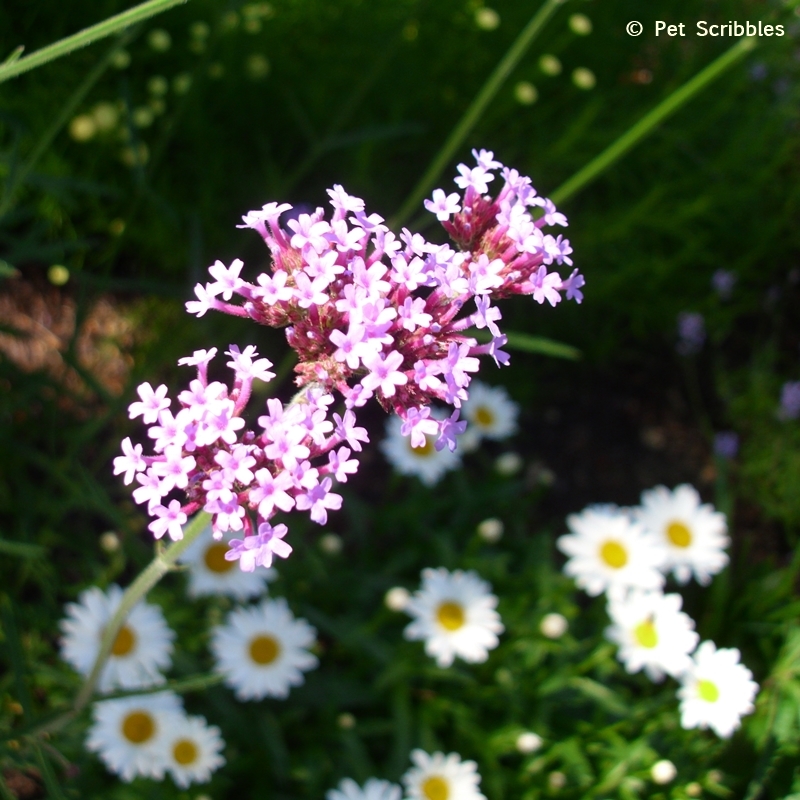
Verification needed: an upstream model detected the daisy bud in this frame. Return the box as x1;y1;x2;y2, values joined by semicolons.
385;586;411;612
540;612;568;639
548;771;566;791
515;732;543;754
337;712;356;729
476;517;503;543
319;533;343;555
100;531;121;553
495;452;523;476
686;782;702;797
650;760;677;785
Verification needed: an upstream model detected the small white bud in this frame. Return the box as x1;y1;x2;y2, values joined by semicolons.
100;532;120;553
476;518;503;543
515;732;543;754
337;712;356;729
650;760;677;785
548;771;566;791
540;613;568;639
495;451;523;475
384;587;410;612
319;533;342;555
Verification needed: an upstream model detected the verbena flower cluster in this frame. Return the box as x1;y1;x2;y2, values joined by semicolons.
557;484;759;739
114;150;583;565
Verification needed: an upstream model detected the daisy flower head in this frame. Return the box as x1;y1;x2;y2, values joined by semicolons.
677;641;759;738
59;585;174;692
402;749;486;800
164;714;226;788
403;568;504;668
380;414;460;486
605;591;699;681
557;506;667;600
85;691;183;782
177;521;275;600
634;484;729;585
458;381;518;452
327;777;402;800
211;597;318;701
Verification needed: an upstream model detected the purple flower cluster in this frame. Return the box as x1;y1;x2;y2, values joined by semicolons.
116;150;583;570
779;381;800;421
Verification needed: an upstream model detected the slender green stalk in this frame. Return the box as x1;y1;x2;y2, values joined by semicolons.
550;36;758;205
0;0;191;84
391;0;567;228
58;511;211;726
0;34;133;219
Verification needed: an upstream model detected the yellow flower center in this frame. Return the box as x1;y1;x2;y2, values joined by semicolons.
474;406;494;427
121;711;155;744
633;620;658;649
173;738;199;765
436;601;465;631
204;542;235;573
421;776;450;800
249;634;281;665
599;540;628;569
410;436;434;457
111;625;136;657
698;679;720;703
666;521;692;548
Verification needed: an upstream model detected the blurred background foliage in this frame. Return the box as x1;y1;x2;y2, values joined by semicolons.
1;0;800;796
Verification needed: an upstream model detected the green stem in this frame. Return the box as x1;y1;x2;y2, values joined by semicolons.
0;0;191;84
49;511;211;732
391;0;567;228
0;33;133;219
550;36;758;205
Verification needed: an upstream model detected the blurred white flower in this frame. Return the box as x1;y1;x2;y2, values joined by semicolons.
211;598;318;700
86;692;182;782
539;613;568;639
178;523;275;599
634;484;729;585
164;714;225;788
605;591;699;681
327;777;402;800
381;414;460;486
404;568;503;668
557;506;667;600
678;641;758;738
402;749;486;800
60;585;174;692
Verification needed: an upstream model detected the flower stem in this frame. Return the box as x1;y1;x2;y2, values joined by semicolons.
0;0;191;84
391;0;567;228
51;511;211;732
550;36;758;205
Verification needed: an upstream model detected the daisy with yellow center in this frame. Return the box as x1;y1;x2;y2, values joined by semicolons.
211;597;318;700
634;484;729;585
403;568;504;668
380;415;461;486
164;714;226;788
556;506;667;600
59;584;174;692
402;749;486;800
605;591;699;681
677;641;759;738
85;691;182;781
459;381;518;452
178;522;275;599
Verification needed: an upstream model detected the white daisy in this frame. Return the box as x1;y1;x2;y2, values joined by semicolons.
459;381;518;452
557;507;667;599
164;713;226;788
403;568;504;668
402;749;486;800
605;591;699;681
327;777;402;800
677;640;759;738
59;584;174;692
380;414;460;486
85;691;182;782
210;597;318;701
634;484;729;585
178;522;275;600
